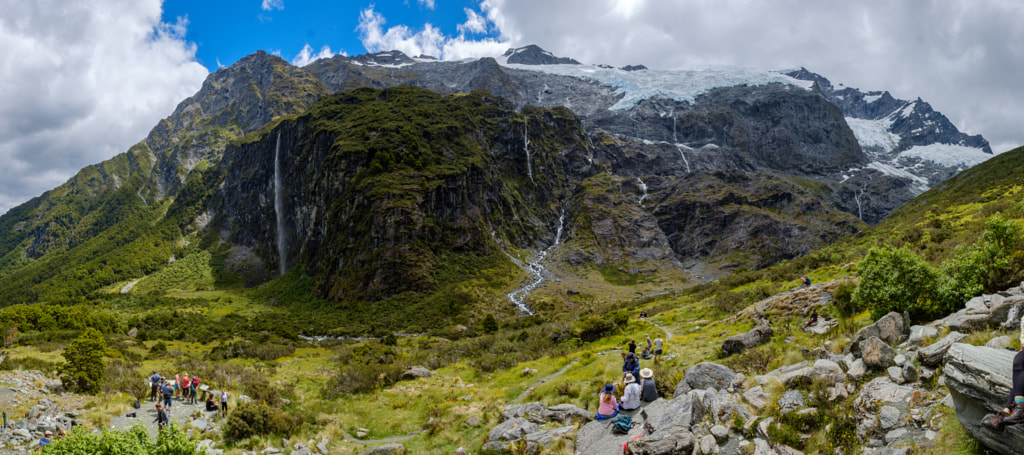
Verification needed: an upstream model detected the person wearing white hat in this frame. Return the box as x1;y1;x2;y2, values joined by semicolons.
640;368;658;402
620;373;642;410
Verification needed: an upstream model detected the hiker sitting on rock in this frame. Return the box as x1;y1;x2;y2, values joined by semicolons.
594;383;619;421
983;313;1024;432
205;395;219;411
620;373;641;411
640;346;652;360
802;309;819;331
622;352;640;380
639;368;658;402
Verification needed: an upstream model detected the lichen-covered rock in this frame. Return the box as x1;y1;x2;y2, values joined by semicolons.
685;363;737;391
624;425;695;455
488;417;538;442
721;325;774;356
860;337;896;370
366;443;405;455
778;390;805;414
743;386;769;410
399;366;433;381
850;312;906;357
907;325;938;347
810;359;845;385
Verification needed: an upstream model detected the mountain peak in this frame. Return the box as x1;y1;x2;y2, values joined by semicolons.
502;45;581;65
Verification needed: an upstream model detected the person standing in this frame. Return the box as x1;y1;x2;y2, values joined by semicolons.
161;380;174;409
639;368;658;402
149;371;162;402
174;372;181;399
180;375;191;403
645;335;652;352
221;390;229;416
620;373;642;411
153;404;169;431
627;339;637;354
653;335;664;363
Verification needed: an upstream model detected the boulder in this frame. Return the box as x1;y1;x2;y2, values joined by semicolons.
698;434;717;454
917;331;967;367
985;335;1014;349
860;337;896;370
624;425;695;455
399;366;433;381
524;426;576;450
964;296;988;314
777;390;805;414
482;440;511;454
846;359;867;381
878;405;902;430
721;325;773;356
907;325;938;347
810;359;845;385
685;363;737;391
943;343;1024;455
743;386;770;410
850;312;906;356
886;366;904;384
488;417;538;442
901;364;918;383
941;311;990;332
365;443;405;455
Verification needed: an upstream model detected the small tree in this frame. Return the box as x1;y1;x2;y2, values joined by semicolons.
59;328;107;394
482;314;499;333
852;246;949;321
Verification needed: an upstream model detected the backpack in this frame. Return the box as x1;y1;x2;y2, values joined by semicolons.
611;414;633;434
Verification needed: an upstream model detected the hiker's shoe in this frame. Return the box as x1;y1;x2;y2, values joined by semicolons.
983;410;1009;432
1004;402;1024;425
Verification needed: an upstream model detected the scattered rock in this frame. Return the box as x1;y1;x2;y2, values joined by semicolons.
850;312;906;356
399;366;433;381
907;325;938;347
488;417;538;442
917;331;967;367
721;325;773;356
365;443;405;455
860;337;896;370
777;390;805;415
685;363;737;391
743;386;769;410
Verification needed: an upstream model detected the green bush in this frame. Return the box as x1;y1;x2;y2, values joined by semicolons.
222;402;301;441
59;328;107;394
852;247;950;321
832;280;858;317
43;423;201;454
482;314;498;333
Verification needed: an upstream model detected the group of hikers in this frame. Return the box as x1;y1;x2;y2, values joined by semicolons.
148;371;228;430
591;334;666;421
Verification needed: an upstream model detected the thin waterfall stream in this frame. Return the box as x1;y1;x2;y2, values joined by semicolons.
274;133;287;276
506;209;566;315
636;178;648;206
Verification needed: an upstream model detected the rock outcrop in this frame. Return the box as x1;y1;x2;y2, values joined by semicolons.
943;343;1024;455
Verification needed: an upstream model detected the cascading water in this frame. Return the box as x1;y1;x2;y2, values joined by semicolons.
636;178;648;206
675;145;691;173
524;122;534;183
506;209;566;315
274;133;287;276
854;189;864;220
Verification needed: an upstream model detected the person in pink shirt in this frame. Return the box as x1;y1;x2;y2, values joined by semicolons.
594;383;619;421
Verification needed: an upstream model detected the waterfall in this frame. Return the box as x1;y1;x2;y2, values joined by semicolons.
672;113;678;143
636;178;648;206
854;189;864;220
274;133;287;276
506;208;566;315
675;145;691;173
524;122;534;183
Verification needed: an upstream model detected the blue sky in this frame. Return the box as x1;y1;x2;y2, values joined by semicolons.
0;0;1021;214
162;0;498;70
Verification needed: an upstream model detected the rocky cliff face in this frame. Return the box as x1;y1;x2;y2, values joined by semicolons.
216;87;591;300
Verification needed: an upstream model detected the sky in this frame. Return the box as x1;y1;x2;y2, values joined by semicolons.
0;0;1021;214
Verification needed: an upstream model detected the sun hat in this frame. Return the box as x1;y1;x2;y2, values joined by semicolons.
623;373;636;384
640;368;654;378
602;383;616;394
44;431;52;436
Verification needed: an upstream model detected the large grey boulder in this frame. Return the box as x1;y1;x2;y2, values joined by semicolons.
721;325;774;356
685;362;737;391
777;390;805;414
907;325;938;347
917;331;967;366
743;386;770;410
850;312;906;357
941;311;990;332
860;337;896;370
399;366;433;381
365;443;405;455
503;402;591;424
525;426;576;450
624;425;695;455
811;359;846;385
943;343;1024;455
488;417;538;442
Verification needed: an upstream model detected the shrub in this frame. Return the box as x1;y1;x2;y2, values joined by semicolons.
832;280;858;317
482;314;499;333
103;358;149;401
59;328;107;394
43;423;201;454
222;402;301;441
852;246;950;321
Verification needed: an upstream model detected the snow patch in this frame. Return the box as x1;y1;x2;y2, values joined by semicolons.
863;94;882;104
899;144;993;167
501;63;813;110
896;102;916;119
846;117;899;154
866;161;930;194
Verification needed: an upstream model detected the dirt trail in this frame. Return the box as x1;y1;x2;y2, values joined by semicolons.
646;320;674;340
513;359;580;403
341;429;423;444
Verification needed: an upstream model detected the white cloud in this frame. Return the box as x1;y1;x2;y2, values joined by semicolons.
291;44;341;66
261;0;284;11
0;0;207;214
457;8;487;34
358;5;509;60
418;0;436;10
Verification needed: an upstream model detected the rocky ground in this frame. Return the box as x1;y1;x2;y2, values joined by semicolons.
473;280;1024;454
